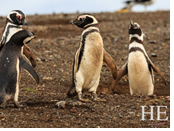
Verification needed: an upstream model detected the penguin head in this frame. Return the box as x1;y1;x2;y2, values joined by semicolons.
129;20;142;36
7;10;27;25
11;30;36;46
69;14;98;28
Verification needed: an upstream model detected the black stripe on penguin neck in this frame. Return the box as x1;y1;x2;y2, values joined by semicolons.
84;24;98;30
129;28;142;36
129;47;145;54
1;25;21;48
130;37;143;44
77;29;99;71
129;46;153;77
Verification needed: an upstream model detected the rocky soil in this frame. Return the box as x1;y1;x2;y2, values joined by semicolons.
0;11;170;128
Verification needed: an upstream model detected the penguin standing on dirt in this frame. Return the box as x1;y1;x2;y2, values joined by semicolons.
67;14;117;102
0;10;37;67
111;20;166;95
0;29;39;108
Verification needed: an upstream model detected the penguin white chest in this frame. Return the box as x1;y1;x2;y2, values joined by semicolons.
128;51;154;95
76;32;103;90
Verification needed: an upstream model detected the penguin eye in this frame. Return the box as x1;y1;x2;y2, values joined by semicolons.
79;18;85;21
16;15;22;20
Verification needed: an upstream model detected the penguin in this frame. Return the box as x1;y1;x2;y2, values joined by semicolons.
0;10;37;67
124;0;157;11
111;20;166;95
0;29;39;108
67;14;117;102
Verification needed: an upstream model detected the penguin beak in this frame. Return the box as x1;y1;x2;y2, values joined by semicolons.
20;18;28;25
130;20;134;27
69;19;81;25
69;20;74;24
31;32;37;38
23;20;28;25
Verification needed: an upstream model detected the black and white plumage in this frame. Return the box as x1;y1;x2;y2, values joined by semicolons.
124;0;157;11
0;29;39;108
0;10;26;50
111;20;166;95
0;10;37;67
67;14;117;101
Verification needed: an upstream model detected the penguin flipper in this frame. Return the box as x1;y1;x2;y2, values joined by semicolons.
103;49;117;80
23;44;37;68
20;58;39;84
67;50;80;97
116;62;128;83
110;62;128;90
0;38;4;51
67;58;77;97
150;62;167;85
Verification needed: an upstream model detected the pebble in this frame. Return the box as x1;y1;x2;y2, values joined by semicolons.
166;96;170;100
72;101;83;106
55;101;66;108
45;50;51;54
121;57;127;61
67;115;73;118
151;53;157;57
128;112;135;116
43;76;54;81
53;111;59;114
0;112;5;118
149;40;157;44
70;109;77;113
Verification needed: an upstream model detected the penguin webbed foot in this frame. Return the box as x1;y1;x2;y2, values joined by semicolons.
78;92;90;102
67;86;77;97
15;102;27;108
92;92;106;102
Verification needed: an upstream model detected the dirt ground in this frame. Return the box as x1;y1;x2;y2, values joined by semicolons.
0;11;170;128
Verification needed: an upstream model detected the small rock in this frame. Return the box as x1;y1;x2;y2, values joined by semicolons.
41;58;46;62
70;108;77;113
128;112;135;116
121;57;126;61
36;57;41;62
0;112;5;118
166;96;170;100
45;50;51;54
53;111;59;114
149;40;157;44
117;105;120;108
151;53;157;57
67;115;73;118
72;101;83;106
43;76;54;81
56;101;66;108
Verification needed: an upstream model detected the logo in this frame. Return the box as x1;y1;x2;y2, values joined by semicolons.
141;99;168;126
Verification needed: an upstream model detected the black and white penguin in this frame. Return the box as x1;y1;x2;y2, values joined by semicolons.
0;29;39;108
111;20;166;95
67;14;117;102
124;0;157;11
0;10;37;67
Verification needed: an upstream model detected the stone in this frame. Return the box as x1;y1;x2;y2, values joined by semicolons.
149;40;157;44
55;101;66;108
151;53;157;57
43;76;54;81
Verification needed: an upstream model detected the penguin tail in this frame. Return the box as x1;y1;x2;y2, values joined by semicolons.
67;83;77;97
